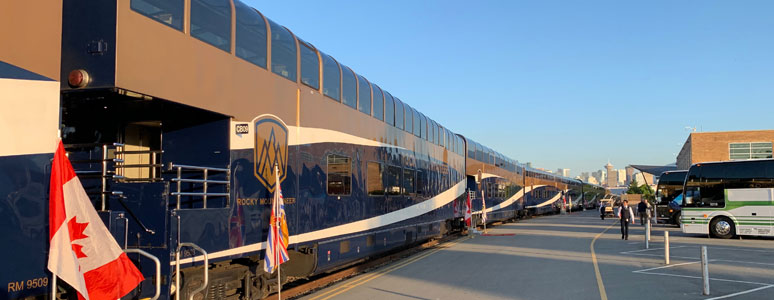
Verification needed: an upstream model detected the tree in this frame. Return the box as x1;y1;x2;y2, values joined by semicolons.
625;178;655;202
626;179;640;194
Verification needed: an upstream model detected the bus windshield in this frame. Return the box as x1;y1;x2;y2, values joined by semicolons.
656;171;687;205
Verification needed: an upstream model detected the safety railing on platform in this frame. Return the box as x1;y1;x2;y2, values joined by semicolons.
170;164;230;209
175;242;209;300
123;248;161;300
66;143;126;210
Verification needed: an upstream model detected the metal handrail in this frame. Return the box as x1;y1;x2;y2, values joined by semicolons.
175;243;209;300
171;164;230;209
170;178;229;184
124;249;161;300
101;144;124;210
171;164;229;172
116;148;162;181
171;192;229;197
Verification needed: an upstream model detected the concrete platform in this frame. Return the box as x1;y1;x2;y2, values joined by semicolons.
296;210;774;300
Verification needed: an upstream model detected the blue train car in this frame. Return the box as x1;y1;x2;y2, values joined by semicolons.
52;0;468;298
0;1;63;298
0;1;607;299
462;138;526;224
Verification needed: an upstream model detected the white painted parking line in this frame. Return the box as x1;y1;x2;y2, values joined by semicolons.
704;246;774;254
634;260;704;273
705;285;774;300
624;252;696;260
632;270;772;286
620;246;687;254
714;259;774;267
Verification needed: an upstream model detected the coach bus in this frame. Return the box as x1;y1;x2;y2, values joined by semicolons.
655;170;687;226
681;160;774;239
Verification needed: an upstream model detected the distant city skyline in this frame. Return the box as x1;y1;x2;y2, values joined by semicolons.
248;1;774;177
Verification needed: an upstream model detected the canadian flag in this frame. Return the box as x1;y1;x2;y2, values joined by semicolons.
464;191;472;227
48;141;144;300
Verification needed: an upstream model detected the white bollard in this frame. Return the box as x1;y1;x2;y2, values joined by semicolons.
664;231;670;265
645;219;651;249
701;246;710;295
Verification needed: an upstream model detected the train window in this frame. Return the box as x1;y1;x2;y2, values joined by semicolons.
449;131;454;152
467;140;475;158
403;103;413;133
191;0;231;52
235;1;267;68
412;109;421;137
367;162;383;196
269;20;297;81
131;0;184;31
299;42;319;89
420;115;427;140
372;84;384;121
416;171;426;195
446;129;452;150
434;122;440;145
438;126;445;146
321;53;340;101
427;118;433;141
384;91;395;126
327;154;351;195
403;169;416;194
385;165;402;195
394;98;404;130
357;75;371;115
341;66;357;109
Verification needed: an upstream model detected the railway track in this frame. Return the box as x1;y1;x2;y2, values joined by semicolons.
262;231;466;300
262;216;538;300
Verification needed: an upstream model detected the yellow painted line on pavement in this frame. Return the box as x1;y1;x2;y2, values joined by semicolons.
308;236;470;300
590;221;616;300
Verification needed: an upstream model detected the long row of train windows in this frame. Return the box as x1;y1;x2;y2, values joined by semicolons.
466;140;519;173
326;154;454;197
130;0;465;157
481;182;509;199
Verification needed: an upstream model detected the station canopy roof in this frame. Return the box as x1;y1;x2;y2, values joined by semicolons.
628;164;679;176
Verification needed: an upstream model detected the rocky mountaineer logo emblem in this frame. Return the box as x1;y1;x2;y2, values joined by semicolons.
253;115;288;193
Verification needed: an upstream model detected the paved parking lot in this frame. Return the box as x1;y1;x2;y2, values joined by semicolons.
296;210;774;300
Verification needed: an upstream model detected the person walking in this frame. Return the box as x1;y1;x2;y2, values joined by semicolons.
618;200;635;240
599;202;606;220
637;198;648;226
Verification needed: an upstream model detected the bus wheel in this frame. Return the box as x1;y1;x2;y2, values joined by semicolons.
710;217;735;239
671;212;681;227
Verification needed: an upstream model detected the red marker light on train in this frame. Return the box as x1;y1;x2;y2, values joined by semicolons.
68;69;90;88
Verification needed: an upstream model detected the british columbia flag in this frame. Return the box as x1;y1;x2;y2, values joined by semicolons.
264;165;290;273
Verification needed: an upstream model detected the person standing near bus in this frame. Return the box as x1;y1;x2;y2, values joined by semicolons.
618;200;635;240
599;202;606;220
637;198;648;226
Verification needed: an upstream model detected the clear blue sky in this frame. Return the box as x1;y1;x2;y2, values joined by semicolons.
245;0;774;177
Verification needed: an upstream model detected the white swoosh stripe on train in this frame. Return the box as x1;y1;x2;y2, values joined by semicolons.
525;189;568;209
472;185;546;215
480;173;503;180
173;179;466;265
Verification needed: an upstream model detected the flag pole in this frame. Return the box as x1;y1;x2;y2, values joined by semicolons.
50;274;56;300
275;164;282;300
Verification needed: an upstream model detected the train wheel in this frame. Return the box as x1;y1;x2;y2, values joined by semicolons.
249;275;268;299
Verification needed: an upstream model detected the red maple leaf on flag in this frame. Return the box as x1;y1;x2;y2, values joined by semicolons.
67;217;89;258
